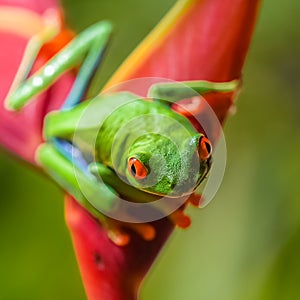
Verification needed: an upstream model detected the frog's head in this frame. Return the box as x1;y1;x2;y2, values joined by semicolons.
125;133;212;197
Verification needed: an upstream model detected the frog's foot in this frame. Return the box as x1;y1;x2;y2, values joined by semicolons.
169;209;191;229
187;193;204;207
35;9;75;66
167;193;204;228
101;218;156;246
38;27;75;62
126;222;156;241
105;222;130;247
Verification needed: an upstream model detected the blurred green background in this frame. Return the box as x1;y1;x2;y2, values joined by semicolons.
0;0;299;299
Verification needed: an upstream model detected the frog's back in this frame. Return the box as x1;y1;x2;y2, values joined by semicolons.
96;98;197;165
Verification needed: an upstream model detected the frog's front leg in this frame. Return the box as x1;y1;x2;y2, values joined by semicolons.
149;79;240;102
40;91;158;244
36;143;140;246
148;79;240;116
36;143;117;213
89;162;194;232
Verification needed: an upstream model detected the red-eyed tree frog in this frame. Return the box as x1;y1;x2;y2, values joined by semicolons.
5;18;239;245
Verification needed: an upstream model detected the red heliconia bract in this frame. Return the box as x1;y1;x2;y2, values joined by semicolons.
0;0;74;162
0;0;261;299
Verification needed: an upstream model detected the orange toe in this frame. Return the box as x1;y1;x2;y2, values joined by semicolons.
127;223;156;241
107;228;130;247
169;210;191;229
38;28;75;61
187;193;204;207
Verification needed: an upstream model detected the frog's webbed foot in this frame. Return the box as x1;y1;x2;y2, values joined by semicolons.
32;9;75;65
100;217;156;247
169;209;191;229
37;24;75;63
104;196;201;244
168;193;204;228
187;193;204;207
102;219;131;247
99;193;202;242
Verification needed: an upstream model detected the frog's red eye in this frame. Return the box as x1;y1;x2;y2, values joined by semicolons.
198;136;212;160
128;157;148;179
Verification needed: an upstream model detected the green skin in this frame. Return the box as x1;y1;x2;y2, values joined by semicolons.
5;20;238;219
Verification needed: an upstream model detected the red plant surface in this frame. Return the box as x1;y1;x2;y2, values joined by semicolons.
0;0;261;299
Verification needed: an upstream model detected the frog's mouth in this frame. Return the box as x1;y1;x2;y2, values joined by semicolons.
139;156;212;198
173;156;212;197
139;188;192;199
195;156;212;185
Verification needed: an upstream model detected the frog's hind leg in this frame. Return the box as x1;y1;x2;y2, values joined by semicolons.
4;9;62;110
6;20;113;111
